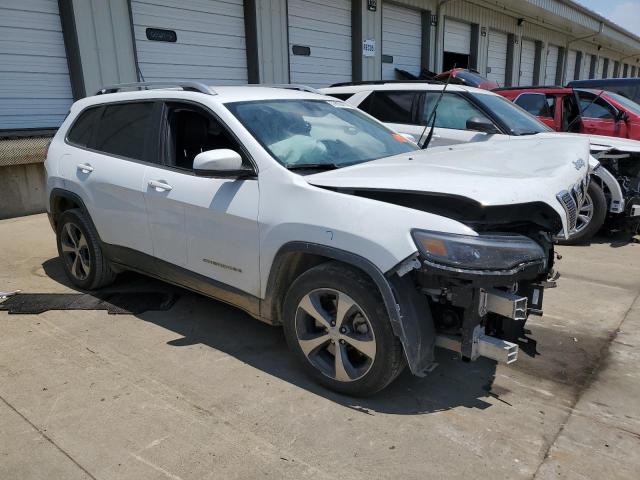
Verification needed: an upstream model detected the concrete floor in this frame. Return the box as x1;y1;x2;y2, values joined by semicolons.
0;213;639;480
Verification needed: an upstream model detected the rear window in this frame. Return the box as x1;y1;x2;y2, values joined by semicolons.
67;107;102;147
360;91;416;124
514;93;551;117
93;102;156;161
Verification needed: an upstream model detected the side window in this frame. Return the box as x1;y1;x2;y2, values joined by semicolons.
93;102;156;161
67;107;102;147
325;93;353;101
163;102;246;170
578;93;615;120
515;93;551;117
360;91;416;124
422;93;493;130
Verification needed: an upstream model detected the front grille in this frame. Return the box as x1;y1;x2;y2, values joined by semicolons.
558;190;578;231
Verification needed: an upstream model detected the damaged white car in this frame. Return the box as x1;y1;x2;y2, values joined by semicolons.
46;83;588;395
322;82;640;242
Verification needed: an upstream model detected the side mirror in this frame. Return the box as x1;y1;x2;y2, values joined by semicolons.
466;117;499;134
193;149;254;178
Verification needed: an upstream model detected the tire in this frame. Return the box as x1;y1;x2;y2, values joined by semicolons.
282;261;405;396
561;182;607;245
56;209;116;290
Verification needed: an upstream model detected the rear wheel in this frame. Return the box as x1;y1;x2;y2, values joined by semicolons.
56;209;116;290
283;262;405;396
562;182;607;244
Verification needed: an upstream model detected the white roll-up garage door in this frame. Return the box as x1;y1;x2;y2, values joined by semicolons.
382;4;422;80
288;0;351;87
565;49;577;82
444;19;471;55
131;0;247;84
544;45;559;85
486;30;508;86
0;0;73;130
583;54;594;79
597;57;604;78
519;39;536;86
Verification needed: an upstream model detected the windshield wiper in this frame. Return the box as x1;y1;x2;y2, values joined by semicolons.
418;64;455;149
285;163;340;171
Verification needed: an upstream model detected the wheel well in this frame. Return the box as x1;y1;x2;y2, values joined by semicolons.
264;251;381;325
50;194;81;230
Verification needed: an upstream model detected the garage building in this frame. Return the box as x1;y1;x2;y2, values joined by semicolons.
2;0;640;218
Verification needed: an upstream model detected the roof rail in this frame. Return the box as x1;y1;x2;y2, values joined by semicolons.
248;83;321;94
492;85;564;91
95;81;216;96
328;79;444;87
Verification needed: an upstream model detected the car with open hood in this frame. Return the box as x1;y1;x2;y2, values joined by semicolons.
45;82;588;396
321;82;640;242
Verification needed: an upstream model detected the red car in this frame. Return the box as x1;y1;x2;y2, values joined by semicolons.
495;86;640;140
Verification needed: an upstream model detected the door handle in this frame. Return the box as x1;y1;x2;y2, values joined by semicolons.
77;163;93;173
148;180;173;192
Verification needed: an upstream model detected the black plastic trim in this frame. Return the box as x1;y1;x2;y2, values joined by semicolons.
102;244;261;318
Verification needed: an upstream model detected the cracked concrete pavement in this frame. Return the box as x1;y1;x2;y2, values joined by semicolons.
0;213;639;479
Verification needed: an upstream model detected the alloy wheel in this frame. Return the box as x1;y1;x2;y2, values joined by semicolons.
574;192;594;234
294;288;376;382
60;222;91;281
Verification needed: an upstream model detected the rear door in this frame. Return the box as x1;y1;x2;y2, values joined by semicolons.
61;102;158;255
142;100;260;296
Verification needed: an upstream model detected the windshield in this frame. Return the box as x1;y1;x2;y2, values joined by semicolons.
471;93;552;135
226;99;417;168
606;91;640;116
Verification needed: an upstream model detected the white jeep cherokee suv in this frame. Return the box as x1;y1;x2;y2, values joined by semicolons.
45;82;589;396
321;81;640;243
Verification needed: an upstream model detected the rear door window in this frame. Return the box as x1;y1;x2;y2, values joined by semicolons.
359;91;418;124
93;102;158;161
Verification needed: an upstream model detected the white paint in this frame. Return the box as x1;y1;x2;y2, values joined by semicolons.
382;4;422;80
565;50;577;82
519;39;536;86
0;0;73;129
288;0;352;87
130;0;248;84
544;45;559;85
444;19;471;55
486;30;508;87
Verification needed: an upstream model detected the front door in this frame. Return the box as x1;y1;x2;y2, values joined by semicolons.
577;91;628;138
143;101;260;296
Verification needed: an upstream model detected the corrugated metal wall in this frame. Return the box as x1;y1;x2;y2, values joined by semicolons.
255;0;289;83
71;0;137;95
0;0;73;130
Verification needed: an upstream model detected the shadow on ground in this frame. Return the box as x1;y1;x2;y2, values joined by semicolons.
40;256;606;415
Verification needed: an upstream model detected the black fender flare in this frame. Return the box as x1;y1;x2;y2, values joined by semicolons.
263;242;435;375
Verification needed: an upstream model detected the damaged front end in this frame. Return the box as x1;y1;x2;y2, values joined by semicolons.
386;226;555;375
593;148;640;233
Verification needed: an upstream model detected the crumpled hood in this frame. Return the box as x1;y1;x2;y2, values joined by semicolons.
545;132;640;154
306;136;589;237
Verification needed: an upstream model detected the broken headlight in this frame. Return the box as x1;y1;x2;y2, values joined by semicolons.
411;230;545;272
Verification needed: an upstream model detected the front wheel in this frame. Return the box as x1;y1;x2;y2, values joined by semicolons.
282;262;405;396
56;209;116;290
561;182;607;245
